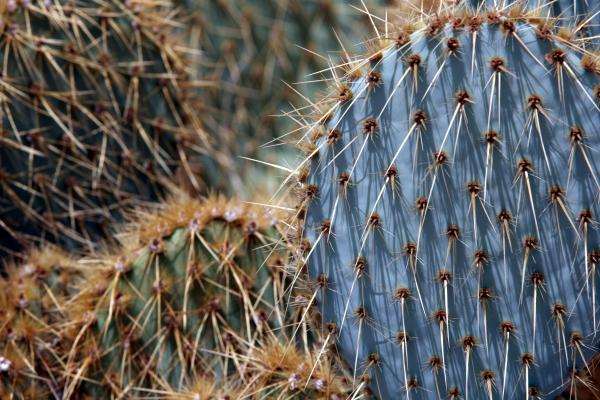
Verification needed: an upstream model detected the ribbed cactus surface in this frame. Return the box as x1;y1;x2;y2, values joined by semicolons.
0;196;353;399
296;3;600;399
0;0;220;255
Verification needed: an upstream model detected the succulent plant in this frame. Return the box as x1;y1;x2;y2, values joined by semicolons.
61;194;293;396
0;0;226;256
0;196;355;399
0;246;79;398
284;2;600;399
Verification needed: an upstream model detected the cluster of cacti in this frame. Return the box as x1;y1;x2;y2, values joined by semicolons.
0;0;230;256
1;0;599;399
286;1;600;399
0;195;356;399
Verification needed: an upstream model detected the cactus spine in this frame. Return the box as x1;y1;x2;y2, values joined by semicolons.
287;2;600;399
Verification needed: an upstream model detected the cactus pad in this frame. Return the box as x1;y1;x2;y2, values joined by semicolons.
297;4;600;399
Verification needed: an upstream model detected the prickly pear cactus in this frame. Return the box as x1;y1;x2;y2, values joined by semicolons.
294;3;600;399
0;247;78;398
63;195;291;396
0;0;222;255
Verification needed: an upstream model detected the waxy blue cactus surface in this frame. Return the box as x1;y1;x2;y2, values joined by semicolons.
304;11;599;400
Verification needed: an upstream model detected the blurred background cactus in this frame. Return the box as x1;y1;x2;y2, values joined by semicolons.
179;0;394;185
0;246;79;398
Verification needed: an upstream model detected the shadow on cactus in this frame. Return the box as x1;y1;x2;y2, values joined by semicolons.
0;0;226;256
278;1;600;399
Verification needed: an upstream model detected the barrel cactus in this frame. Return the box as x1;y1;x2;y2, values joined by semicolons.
0;246;78;398
289;2;600;399
0;0;224;255
62;194;293;396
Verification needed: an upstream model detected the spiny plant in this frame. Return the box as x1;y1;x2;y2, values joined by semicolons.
0;0;226;256
278;1;600;399
0;246;79;398
60;194;293;397
230;337;353;399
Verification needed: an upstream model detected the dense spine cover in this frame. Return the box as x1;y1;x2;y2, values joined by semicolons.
289;2;600;399
0;247;78;398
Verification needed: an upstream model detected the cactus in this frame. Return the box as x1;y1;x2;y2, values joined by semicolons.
61;194;292;396
0;0;225;256
286;2;600;399
0;197;355;399
0;246;78;398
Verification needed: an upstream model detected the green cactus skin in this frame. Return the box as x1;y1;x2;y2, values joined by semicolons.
0;0;223;256
62;195;292;396
289;3;600;399
0;247;78;399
